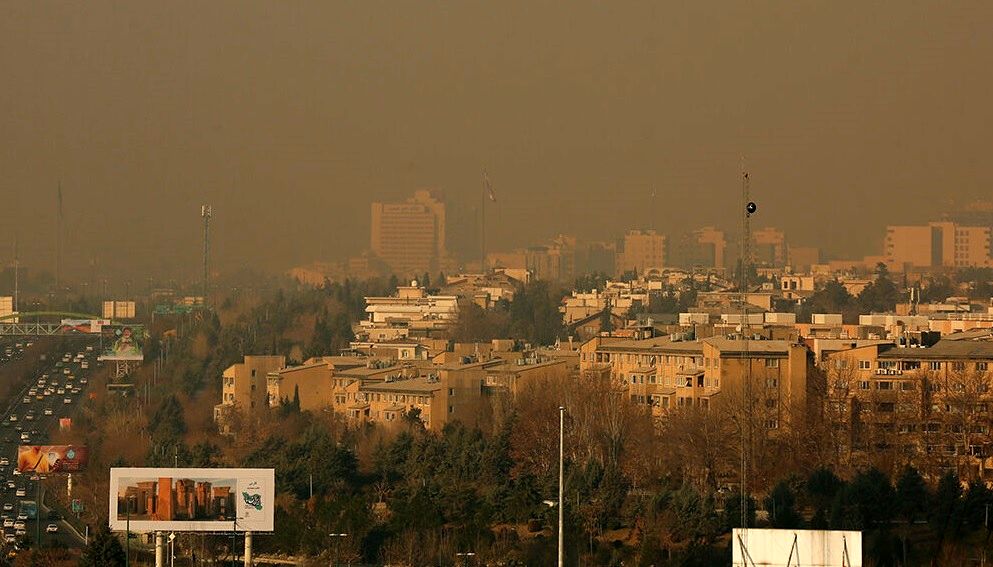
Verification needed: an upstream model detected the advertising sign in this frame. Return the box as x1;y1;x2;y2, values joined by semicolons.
109;468;275;533
60;319;110;334
732;528;862;567
18;445;89;473
98;325;145;361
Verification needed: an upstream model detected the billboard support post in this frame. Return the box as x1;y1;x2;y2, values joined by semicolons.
155;532;165;567
244;531;252;567
35;479;41;550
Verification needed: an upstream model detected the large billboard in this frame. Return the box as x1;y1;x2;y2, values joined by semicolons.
103;300;137;320
98;325;145;361
109;468;275;533
60;319;110;334
733;528;862;567
18;445;89;473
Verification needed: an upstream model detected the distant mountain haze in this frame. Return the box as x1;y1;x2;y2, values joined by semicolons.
2;1;991;282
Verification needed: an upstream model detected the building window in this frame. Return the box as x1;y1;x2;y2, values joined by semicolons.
766;378;778;388
765;398;777;408
929;362;942;371
877;381;892;390
448;388;456;396
448;405;454;414
952;362;966;372
859;360;871;370
877;402;895;413
979;362;989;371
764;419;779;429
900;381;915;391
765;358;779;368
860;381;870;390
251;369;256;377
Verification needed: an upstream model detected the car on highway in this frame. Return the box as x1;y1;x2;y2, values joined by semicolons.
1;519;10;528
20;398;28;405
14;528;25;537
11;470;19;477
14;514;25;523
5;482;14;490
1;505;10;513
0;459;8;466
22;414;32;422
14;489;25;498
6;416;14;422
63;398;72;405
3;533;14;544
19;433;28;441
13;520;24;529
81;361;89;369
43;409;52;416
56;389;64;395
63;368;70;375
45;524;58;533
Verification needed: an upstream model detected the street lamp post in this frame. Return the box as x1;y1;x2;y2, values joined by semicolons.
558;405;565;567
328;533;348;566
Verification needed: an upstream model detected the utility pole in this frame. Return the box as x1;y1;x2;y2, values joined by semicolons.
12;235;19;314
56;181;64;300
481;171;495;274
558;406;565;567
201;205;212;306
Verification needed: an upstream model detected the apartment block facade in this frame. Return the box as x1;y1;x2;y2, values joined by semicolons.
371;190;447;276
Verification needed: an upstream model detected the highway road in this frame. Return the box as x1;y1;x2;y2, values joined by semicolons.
0;339;97;554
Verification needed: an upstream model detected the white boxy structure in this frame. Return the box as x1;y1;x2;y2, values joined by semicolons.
733;528;862;567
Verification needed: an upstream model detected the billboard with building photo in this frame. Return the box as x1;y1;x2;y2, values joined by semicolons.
18;445;89;473
98;325;145;361
109;468;275;533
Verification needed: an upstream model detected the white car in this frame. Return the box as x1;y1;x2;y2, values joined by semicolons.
0;458;8;466
1;518;11;528
15;528;25;536
43;409;52;416
81;362;89;369
3;534;14;544
57;389;65;395
7;416;15;422
63;398;72;404
63;368;70;375
1;505;11;512
14;489;25;497
80;378;88;384
15;514;25;522
46;523;58;533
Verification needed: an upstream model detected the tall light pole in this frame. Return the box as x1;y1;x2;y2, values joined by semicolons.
558;405;565;567
201;205;212;306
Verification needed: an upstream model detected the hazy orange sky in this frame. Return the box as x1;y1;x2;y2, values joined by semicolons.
2;1;991;282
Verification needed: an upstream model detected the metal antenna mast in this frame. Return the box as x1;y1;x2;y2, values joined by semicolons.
12;235;18;313
739;166;754;530
201;205;212;305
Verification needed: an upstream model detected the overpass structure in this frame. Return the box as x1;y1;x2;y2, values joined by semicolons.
0;312;104;337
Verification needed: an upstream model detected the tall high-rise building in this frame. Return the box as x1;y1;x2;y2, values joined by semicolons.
371;190;447;276
753;227;787;267
616;230;666;276
885;222;992;270
681;227;726;270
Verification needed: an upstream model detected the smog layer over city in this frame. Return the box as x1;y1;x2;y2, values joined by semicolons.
1;2;993;566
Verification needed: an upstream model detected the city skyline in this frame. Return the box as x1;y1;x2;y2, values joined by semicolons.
3;2;992;282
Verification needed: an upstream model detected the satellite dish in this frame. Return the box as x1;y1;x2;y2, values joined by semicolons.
746;202;757;215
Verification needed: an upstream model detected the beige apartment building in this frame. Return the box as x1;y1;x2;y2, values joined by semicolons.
580;335;816;429
695;227;727;269
753;227;787;267
371;190;448;276
214;355;286;431
885;222;993;270
825;340;993;478
617;230;667;276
